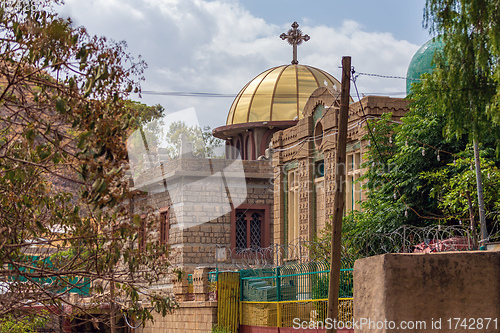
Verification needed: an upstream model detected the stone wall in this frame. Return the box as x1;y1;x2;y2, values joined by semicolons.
354;251;500;333
125;157;274;296
138;301;217;333
135;266;218;333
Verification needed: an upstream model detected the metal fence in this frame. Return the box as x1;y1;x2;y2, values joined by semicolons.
236;260;354;328
239;260;353;302
240;298;353;328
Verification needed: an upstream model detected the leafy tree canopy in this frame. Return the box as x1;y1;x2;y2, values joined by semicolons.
0;0;175;324
313;98;499;259
422;0;500;142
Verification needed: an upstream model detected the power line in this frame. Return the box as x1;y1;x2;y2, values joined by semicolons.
356;71;422;81
141;91;235;98
140;89;408;98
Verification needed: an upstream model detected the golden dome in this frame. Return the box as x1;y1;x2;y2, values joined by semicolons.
226;64;341;125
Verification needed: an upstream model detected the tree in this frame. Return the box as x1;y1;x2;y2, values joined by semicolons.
162;121;224;159
0;313;48;333
422;155;500;238
338;109;467;256
422;0;500;245
131;117;224;161
313;107;483;258
310;90;500;259
0;0;175;327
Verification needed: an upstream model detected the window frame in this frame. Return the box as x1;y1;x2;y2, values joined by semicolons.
287;169;300;245
230;204;270;257
159;206;169;246
139;214;147;252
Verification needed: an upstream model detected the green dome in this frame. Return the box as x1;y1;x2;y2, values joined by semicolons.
406;37;443;94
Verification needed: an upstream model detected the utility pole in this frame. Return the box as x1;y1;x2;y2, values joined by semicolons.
326;56;351;333
465;190;478;249
473;140;488;249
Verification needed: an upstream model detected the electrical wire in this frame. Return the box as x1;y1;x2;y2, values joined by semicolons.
140;66;487;241
355;71;422;81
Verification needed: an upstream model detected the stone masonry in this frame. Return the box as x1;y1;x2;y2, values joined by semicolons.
272;88;410;251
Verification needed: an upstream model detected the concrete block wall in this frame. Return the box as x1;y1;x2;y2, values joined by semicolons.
139;301;217;333
354;251;500;333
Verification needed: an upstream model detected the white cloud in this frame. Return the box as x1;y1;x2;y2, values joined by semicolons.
59;0;420;128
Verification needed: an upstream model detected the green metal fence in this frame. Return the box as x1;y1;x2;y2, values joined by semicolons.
238;260;354;327
209;261;354;328
9;255;90;296
239;259;353;302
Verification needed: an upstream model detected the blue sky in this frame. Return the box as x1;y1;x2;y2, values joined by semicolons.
59;0;432;129
240;0;429;44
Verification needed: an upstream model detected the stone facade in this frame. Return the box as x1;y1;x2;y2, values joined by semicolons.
138;301;217;333
271;88;410;252
121;155;274;332
129;155;274;286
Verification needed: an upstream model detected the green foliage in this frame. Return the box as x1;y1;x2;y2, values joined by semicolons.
308;220;333;262
422;154;500;227
311;274;329;299
211;324;232;333
0;314;48;333
161;121;224;159
422;0;500;142
311;275;328;321
129;101;165;126
337;105;474;256
418;0;500;242
340;110;458;256
334;94;499;256
0;0;174;322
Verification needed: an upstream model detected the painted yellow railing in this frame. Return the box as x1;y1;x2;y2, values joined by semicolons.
240;298;353;328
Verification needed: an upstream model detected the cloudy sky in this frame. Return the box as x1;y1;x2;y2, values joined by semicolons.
58;0;431;129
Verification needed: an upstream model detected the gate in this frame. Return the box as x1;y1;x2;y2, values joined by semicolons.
217;272;240;332
239;261;354;332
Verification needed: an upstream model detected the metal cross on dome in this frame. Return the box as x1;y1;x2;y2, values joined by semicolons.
280;22;310;65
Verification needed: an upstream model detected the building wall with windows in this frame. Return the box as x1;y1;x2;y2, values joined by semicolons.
271;88;410;258
130;157;274;283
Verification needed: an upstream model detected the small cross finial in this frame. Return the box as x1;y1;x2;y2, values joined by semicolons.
280;22;310;65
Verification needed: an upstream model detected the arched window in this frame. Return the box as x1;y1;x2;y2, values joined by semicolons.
232;207;269;254
235;139;242;159
245;134;254;160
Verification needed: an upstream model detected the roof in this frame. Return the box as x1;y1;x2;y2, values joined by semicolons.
226;64;341;125
406;37;444;94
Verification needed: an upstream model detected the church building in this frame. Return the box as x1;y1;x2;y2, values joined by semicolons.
213;22;410;261
133;22;412;332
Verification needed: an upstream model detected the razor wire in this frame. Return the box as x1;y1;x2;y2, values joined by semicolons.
209;224;498;270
